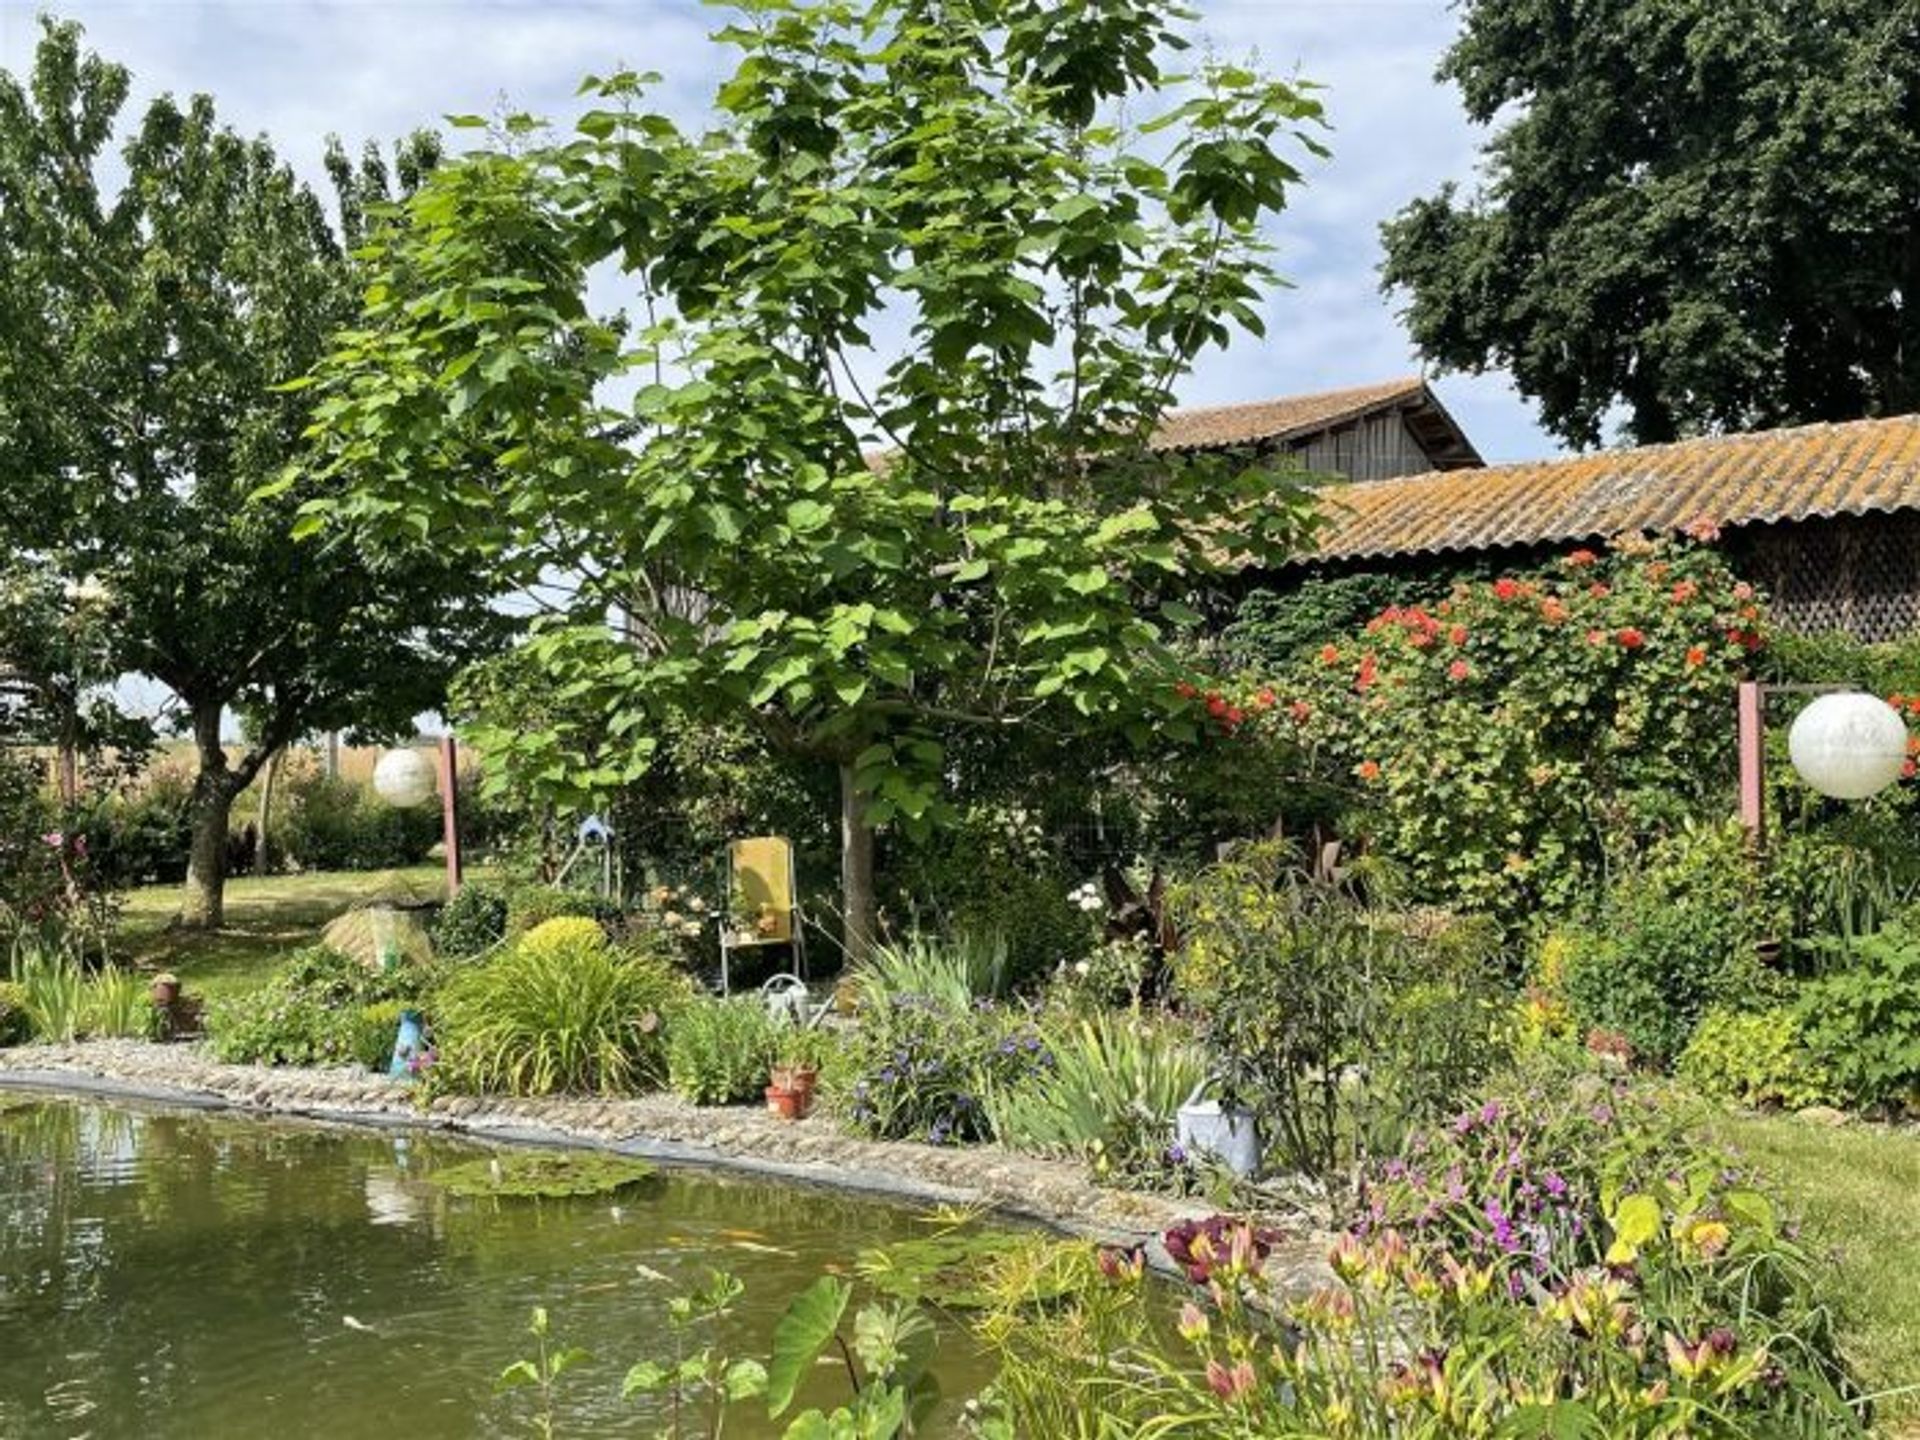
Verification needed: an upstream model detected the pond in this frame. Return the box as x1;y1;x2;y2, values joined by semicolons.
0;1090;1004;1438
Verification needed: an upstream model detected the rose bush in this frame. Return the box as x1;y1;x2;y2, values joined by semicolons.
1183;536;1772;927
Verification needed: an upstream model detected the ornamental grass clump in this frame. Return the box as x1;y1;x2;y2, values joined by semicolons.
433;918;691;1097
983;1012;1206;1185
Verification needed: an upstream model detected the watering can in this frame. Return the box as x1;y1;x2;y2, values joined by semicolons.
1175;1078;1261;1178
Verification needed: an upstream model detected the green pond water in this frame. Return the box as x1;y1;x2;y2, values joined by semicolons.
0;1091;1002;1438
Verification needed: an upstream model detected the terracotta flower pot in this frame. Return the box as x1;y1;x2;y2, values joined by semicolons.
770;1063;818;1096
764;1084;811;1121
150;979;180;1008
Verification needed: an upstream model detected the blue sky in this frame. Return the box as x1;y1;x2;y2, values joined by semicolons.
1;0;1561;467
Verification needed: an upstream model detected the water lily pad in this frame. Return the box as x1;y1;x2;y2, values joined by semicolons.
856;1229;1078;1311
430;1150;658;1199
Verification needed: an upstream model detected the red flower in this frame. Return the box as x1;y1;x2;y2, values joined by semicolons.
1206;693;1228;717
1447;624;1469;646
1539;597;1569;625
1617;627;1645;649
1891;693;1907;708
1905;760;1918;781
1355;654;1379;692
1684;646;1707;668
1319;644;1341;665
1357;760;1381;782
1253;688;1276;711
1670;580;1698;604
1175;681;1198;699
1448;660;1470;682
1588;582;1612;599
1289;700;1312;724
1493;577;1523;601
1224;705;1245;726
1567;548;1599;568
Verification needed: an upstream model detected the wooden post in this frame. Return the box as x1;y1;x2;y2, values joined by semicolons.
1737;680;1765;845
439;733;463;895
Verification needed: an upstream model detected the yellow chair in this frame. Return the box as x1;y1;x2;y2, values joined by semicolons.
719;836;806;992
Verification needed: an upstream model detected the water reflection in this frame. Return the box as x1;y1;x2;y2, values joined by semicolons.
0;1092;993;1438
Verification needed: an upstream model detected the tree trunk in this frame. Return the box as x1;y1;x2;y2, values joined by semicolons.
838;762;876;966
255;747;280;877
180;705;236;930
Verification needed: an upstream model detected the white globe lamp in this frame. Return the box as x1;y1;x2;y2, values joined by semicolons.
1787;693;1909;800
372;747;438;808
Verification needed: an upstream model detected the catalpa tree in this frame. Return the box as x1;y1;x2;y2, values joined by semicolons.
292;0;1327;957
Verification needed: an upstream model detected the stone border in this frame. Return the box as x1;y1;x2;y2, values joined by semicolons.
0;1039;1332;1290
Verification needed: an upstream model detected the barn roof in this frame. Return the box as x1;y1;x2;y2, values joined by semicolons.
1152;376;1480;468
1301;413;1920;565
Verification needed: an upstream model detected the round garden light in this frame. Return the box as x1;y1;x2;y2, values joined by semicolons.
1786;692;1910;800
371;747;437;808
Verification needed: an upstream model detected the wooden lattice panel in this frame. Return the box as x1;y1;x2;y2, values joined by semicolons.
1732;512;1920;643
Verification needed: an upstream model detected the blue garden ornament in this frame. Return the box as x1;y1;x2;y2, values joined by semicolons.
389;1009;430;1081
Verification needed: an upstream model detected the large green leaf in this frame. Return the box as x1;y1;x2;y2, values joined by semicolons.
767;1276;851;1417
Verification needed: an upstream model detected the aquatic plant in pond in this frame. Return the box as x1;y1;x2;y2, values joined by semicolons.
430;1150;659;1199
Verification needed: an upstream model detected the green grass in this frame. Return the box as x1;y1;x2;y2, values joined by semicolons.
1714;1112;1920;1429
116;866;458;1003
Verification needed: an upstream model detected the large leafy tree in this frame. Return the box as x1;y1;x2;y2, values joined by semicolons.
0;20;498;927
296;0;1326;958
1380;0;1920;448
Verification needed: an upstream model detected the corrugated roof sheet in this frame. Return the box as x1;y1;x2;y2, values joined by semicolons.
1151;376;1429;452
1302;414;1920;564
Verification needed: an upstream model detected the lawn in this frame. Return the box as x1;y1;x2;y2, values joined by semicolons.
117;866;457;1002
1715;1111;1920;1430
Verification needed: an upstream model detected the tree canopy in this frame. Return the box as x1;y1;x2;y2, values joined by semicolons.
295;0;1328;955
0;19;497;925
1380;0;1920;448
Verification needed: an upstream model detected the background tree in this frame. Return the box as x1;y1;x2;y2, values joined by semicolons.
0;20;498;927
1380;0;1920;448
295;0;1327;959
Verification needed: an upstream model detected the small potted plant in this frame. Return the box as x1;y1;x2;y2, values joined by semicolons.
149;972;180;1008
767;1028;834;1117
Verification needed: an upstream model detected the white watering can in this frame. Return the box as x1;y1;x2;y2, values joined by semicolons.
1175;1078;1261;1178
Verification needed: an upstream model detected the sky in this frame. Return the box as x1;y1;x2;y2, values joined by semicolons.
0;0;1560;468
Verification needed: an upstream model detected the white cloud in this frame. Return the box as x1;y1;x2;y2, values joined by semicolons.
6;0;1558;463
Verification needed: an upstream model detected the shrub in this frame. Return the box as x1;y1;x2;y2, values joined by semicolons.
279;768;439;871
0;981;26;1045
432;923;692;1096
666;997;780;1105
85;766;194;886
1173;844;1511;1179
983;1012;1205;1185
205;945;430;1068
1557;823;1781;1067
1254;538;1766;928
1679;1007;1833;1110
1796;917;1920;1112
430;882;509;960
885;805;1099;989
502;882;613;937
837;996;1052;1146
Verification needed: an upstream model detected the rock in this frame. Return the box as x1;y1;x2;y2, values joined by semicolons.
1794;1104;1850;1127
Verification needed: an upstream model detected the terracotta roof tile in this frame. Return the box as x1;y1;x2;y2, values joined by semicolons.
1299;414;1920;564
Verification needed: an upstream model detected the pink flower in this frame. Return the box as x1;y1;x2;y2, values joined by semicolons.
1448;660;1470;682
41;831;63;849
1567;548;1599;568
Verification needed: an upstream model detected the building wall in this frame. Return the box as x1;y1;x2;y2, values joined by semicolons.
1729;511;1920;644
1287;412;1435;483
